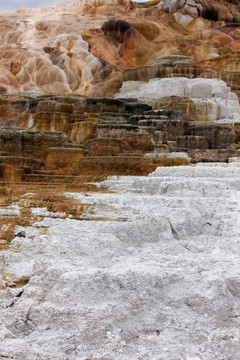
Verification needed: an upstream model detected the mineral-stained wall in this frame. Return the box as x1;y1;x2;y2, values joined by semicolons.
0;0;239;97
0;0;239;182
0;93;238;184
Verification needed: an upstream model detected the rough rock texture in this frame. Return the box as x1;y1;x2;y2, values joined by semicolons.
115;77;240;122
0;3;240;358
0;162;240;359
0;93;238;183
0;0;240;97
123;55;205;81
161;0;240;25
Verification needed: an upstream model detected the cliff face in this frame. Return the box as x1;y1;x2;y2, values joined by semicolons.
0;0;239;97
0;93;238;185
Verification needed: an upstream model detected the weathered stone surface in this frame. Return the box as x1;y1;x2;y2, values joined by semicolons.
0;92;238;184
189;148;240;162
123;55;204;82
0;1;239;97
136;111;238;153
162;0;240;23
45;147;85;175
0;2;240;359
1;162;240;359
0;129;68;160
76;155;189;181
115;77;240;121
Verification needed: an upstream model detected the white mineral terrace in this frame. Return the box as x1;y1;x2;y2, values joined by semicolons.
115;78;240;122
1;162;240;360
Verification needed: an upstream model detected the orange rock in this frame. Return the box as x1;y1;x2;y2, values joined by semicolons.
0;0;239;97
45;147;85;175
75;155;189;181
10;62;21;76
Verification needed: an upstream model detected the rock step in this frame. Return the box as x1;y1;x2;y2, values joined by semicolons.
23;174;77;184
75;156;189;180
99;177;240;196
97;123;138;130
98;112;132;119
62;144;85;149
0;181;98;191
98;117;131;124
117;152;144;156
138;119;192;126
149;163;240;177
33;170;54;175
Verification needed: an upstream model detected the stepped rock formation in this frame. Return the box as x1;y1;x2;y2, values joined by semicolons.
1;162;240;359
1;1;240;360
115;76;240;121
0;92;239;183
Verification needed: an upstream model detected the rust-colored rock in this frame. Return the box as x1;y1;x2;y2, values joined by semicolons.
10;62;21;76
75;155;189;182
0;0;239;97
45;147;85;175
0;129;68;160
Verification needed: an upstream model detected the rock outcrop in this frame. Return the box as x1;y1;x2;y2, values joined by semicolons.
122;55;240;97
123;55;204;81
161;0;240;25
0;0;239;97
115;77;240;122
1;2;240;360
0;95;188;181
0;93;238;183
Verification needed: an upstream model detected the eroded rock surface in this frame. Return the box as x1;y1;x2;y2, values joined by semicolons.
0;0;239;97
115;77;240;122
162;0;240;24
0;93;238;182
0;162;240;359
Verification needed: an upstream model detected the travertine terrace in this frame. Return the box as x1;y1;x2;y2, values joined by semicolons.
0;1;240;360
1;163;240;359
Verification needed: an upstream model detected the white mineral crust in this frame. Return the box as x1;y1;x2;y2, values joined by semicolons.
1;163;240;359
114;78;240;122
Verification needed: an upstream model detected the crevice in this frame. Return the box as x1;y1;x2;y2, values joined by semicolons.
169;222;179;240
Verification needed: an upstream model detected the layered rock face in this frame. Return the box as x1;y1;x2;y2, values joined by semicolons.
1;162;240;359
115;76;240;122
0;93;238;183
122;54;240;96
0;94;192;182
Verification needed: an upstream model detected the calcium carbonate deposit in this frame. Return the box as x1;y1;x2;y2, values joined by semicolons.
115;78;240;122
1;163;240;360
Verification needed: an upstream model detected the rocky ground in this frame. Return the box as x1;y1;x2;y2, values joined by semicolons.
0;1;240;359
0;162;240;359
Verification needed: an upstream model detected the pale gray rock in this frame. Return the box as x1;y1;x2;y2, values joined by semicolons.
144;152;192;162
115;77;240;122
1;163;240;359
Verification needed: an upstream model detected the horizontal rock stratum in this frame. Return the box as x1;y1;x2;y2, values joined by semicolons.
115;77;240;121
